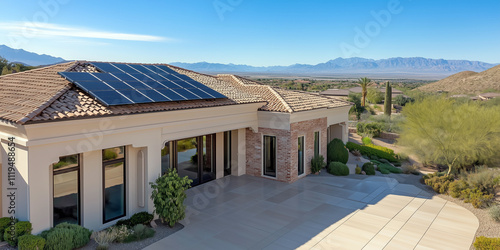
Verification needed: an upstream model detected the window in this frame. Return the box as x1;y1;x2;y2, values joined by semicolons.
263;135;277;177
224;131;231;176
103;146;126;223
161;142;170;175
298;136;305;175
314;131;320;157
174;134;216;187
53;155;80;226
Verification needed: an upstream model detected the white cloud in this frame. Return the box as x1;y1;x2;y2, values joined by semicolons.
0;21;170;42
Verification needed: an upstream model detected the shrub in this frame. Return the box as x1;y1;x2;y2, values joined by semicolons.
18;234;45;250
123;224;155;243
327;139;349;164
92;230;116;250
377;163;402;174
362;162;376;175
401;164;419;175
0;217;17;238
370;160;382;165
116;219;132;227
4;221;32;246
130;212;154;227
489;205;500;222
346;142;398;163
424;175;454;194
463;166;499;195
310;155;326;174
355;166;362;174
461;188;494;208
474;236;500;250
448;179;468;198
54;223;91;248
150;169;192;227
109;225;132;243
356;122;383;137
362;137;373;145
327;162;350;176
44;228;74;250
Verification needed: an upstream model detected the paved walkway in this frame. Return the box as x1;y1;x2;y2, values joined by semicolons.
145;174;479;250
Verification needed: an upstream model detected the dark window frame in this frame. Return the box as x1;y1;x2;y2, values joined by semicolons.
223;131;231;176
53;155;81;226
314;131;320;158
102;146;126;223
263;135;277;178
298;136;305;176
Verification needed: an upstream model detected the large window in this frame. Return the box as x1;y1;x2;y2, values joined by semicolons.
298;136;305;176
103;146;126;223
53;155;80;226
314;131;320;157
224;131;231;176
263;135;277;177
161;142;170;175
174;134;216;187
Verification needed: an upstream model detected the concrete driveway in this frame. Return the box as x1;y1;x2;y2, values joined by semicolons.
145;174;479;250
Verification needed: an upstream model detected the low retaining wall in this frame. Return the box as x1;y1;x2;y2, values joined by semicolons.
349;129;400;140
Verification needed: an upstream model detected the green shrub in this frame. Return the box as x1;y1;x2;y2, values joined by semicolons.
4;221;32;246
448;179;468;198
92;230;116;250
474;236;500;250
0;217;17;239
362;137;373;145
130;212;154;227
43;228;73;250
424;175;454;194
489;205;500;222
378;158;390;164
463;166;499;195
346;142;398;162
401;164;419;175
461;188;494;208
109;225;132;243
310;155;326;174
150;169;192;227
377;163;402;174
116;218;132;227
123;224;155;243
362;162;376;175
54;222;91;248
355;166;362;174
327;139;349;164
357;122;383;137
370;160;382;165
327;162;350;176
18;234;45;250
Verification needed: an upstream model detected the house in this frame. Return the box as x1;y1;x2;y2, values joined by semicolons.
0;61;351;233
320;86;405;99
478;92;500;100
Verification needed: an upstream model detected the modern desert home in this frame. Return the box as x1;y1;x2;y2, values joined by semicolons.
0;61;351;233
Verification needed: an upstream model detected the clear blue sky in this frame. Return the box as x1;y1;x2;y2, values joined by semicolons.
0;0;498;66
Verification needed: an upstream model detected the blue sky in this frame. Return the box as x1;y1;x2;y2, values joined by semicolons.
0;0;498;66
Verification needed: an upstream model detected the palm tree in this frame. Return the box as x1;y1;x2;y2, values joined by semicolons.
358;77;371;106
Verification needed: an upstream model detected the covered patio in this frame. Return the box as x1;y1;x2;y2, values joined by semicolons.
146;174;479;250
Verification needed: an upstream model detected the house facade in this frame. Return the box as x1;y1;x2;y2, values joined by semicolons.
0;61;351;233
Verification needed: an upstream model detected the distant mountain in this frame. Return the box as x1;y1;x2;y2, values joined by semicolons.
418;65;500;94
171;57;498;77
0;45;65;66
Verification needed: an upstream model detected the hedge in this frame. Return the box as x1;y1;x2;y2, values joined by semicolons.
346;142;398;162
327;162;350;176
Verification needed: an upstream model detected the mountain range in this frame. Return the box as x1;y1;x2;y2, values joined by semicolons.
0;45;65;66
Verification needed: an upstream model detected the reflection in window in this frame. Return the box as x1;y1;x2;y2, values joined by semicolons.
263;136;277;177
176;138;199;186
53;155;80;226
202;135;215;183
298;136;305;175
224;131;231;176
314;131;320;157
161;142;170;175
103;146;126;222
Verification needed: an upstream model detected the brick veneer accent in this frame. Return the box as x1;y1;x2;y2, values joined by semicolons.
246;117;328;183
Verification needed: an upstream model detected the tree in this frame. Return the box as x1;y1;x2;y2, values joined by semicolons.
348;93;365;120
394;94;413;106
384;82;392;116
398;97;500;175
1;66;10;76
366;88;384;104
358;77;371;106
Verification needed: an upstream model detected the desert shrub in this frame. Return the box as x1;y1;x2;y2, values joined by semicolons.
463;166;499;195
0;217;17;238
401;164;419;175
327;162;350;176
394;94;413;106
346;142;398;162
362;162;376;175
150;169;192;227
424;175;454;194
310;155;326;174
123;224;155;243
489;205;500;222
370;160;382;165
362;137;373;145
356;122;383;137
327;139;349;164
108;225;132;243
448;179;468;198
355;166;362;174
130;212;154;227
44;228;74;250
474;236;500;250
18;234;45;250
92;230;116;250
54;222;91;248
4;221;32;246
377;163;402;174
461;188;494;208
395;153;409;162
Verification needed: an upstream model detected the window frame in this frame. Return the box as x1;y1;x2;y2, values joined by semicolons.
102;146;127;223
298;135;305;176
263;135;277;178
314;131;320;158
52;154;81;226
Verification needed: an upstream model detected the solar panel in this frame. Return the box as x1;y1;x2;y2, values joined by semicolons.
58;62;227;106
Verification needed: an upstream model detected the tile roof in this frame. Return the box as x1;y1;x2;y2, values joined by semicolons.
0;61;350;124
217;75;351;113
320;89;350;96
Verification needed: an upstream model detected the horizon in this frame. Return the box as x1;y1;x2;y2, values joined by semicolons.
0;0;499;66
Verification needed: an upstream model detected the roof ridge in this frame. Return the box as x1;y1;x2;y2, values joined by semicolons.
18;85;72;124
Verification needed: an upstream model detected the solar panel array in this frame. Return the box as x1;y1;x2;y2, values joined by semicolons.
58;62;227;106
